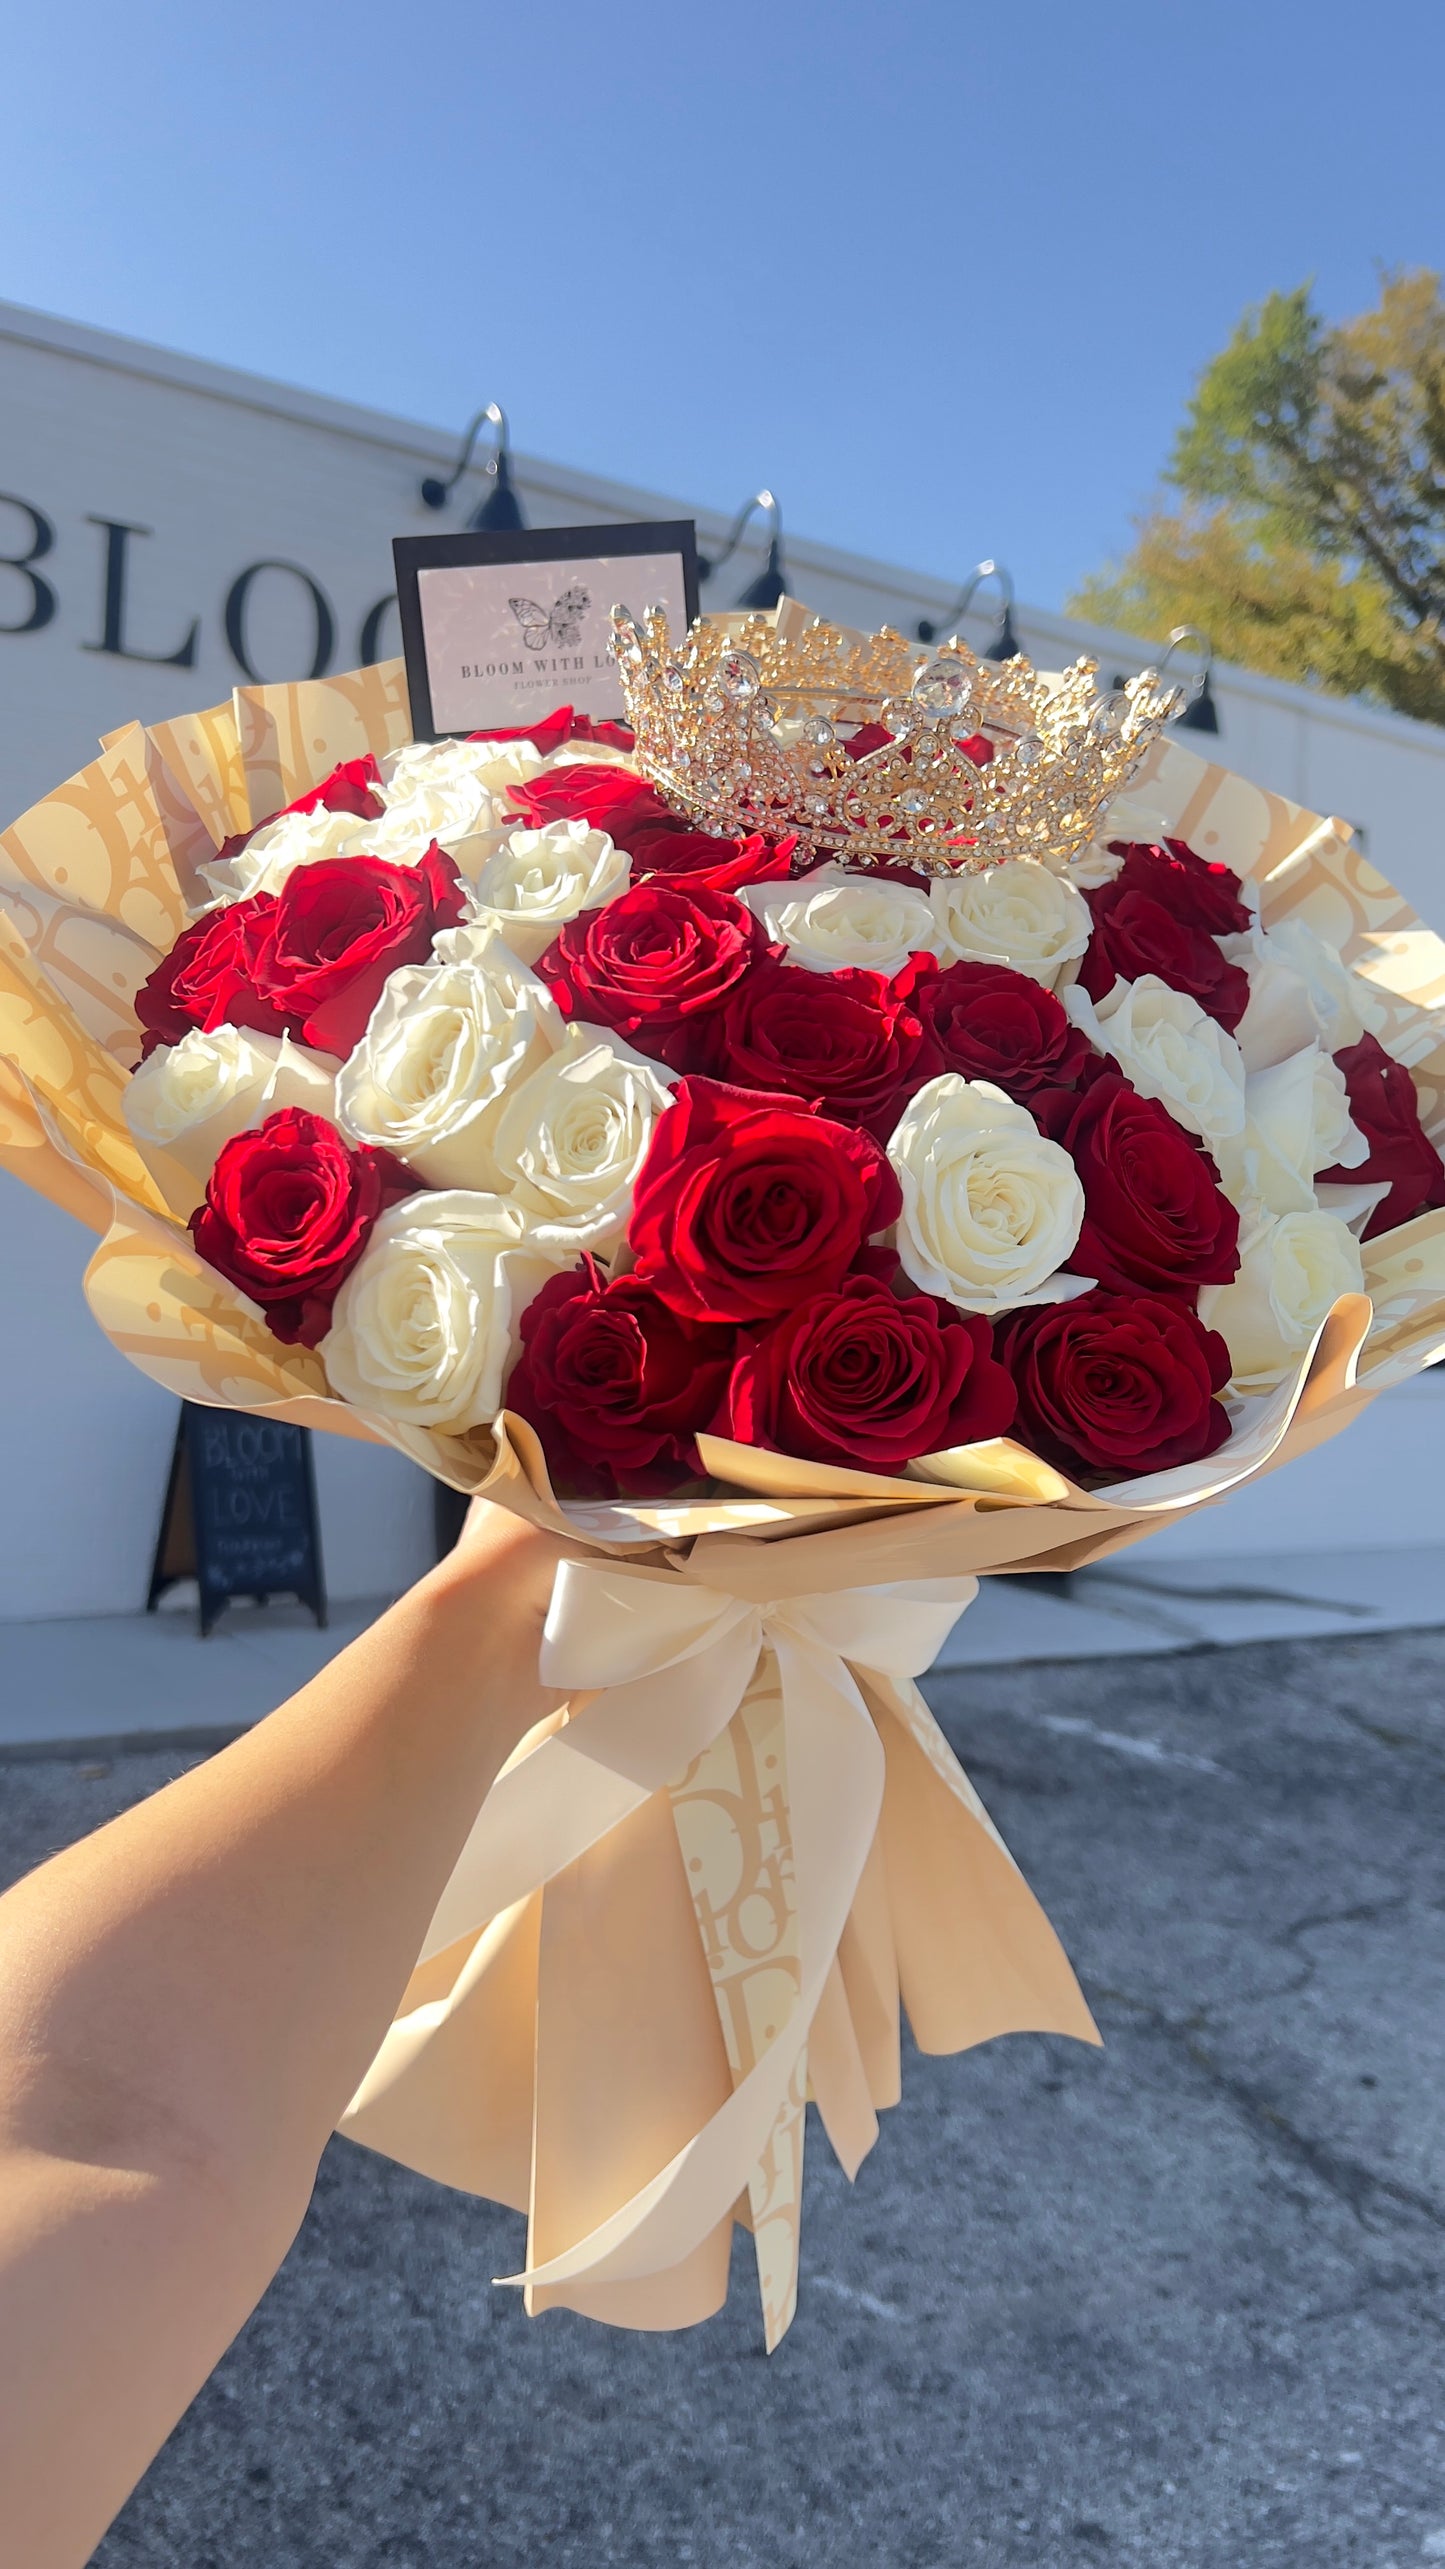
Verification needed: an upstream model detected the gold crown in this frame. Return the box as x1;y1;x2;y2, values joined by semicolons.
610;600;1188;875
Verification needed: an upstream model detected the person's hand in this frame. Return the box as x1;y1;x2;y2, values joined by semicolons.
424;1497;582;1736
0;1484;591;2568
446;1494;570;1621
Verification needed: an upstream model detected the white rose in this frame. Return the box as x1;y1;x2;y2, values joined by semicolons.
334;949;559;1191
492;1025;675;1256
468;820;630;964
122;1026;340;1211
1231;944;1324;1072
929;858;1092;991
382;734;545;800
539;739;638;769
1199;1209;1364;1391
321;1192;557;1433
1064;974;1246;1148
1308;1049;1367;1170
1066;841;1126;891
1214;1046;1368;1219
1315;1176;1394;1234
346;792;511;876
365;739;527;876
199;803;360;902
1068;789;1168;891
1237;916;1388;1062
1101;788;1172;844
745;864;938;976
888;1073;1090;1314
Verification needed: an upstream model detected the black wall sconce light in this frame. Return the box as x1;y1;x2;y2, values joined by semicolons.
698;490;788;610
1158;625;1220;733
917;558;1020;660
419;401;526;532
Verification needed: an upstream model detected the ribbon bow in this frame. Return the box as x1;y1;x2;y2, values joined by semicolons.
345;1553;1094;2344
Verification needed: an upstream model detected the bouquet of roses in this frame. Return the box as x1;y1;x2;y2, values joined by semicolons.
3;645;1444;2346
118;718;1436;1496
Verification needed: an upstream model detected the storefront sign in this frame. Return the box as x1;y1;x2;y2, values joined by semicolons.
0;490;398;680
147;1405;327;1637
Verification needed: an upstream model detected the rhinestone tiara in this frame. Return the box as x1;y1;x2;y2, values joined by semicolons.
609;599;1188;875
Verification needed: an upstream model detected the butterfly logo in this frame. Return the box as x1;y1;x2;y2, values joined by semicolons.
509;586;589;654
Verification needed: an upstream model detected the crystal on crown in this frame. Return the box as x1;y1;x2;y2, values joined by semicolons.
610;602;1186;874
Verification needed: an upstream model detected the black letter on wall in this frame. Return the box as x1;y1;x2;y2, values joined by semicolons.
84;518;199;666
0;496;57;633
224;561;336;683
358;593;396;666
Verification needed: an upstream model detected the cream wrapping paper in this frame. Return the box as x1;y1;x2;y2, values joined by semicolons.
5;663;1445;2345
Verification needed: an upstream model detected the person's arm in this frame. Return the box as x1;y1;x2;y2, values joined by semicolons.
0;1498;566;2569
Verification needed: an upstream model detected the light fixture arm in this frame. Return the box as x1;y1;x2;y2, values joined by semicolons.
1157;624;1212;703
698;490;780;584
916;559;1015;646
420;402;511;511
1157;624;1220;734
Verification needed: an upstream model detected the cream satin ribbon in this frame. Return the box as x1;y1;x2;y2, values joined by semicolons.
409;1556;978;2296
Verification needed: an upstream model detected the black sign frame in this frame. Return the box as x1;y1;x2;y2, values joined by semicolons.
393;518;699;742
147;1403;328;1638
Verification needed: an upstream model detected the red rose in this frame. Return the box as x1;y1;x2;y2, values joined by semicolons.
506;762;679;846
842;725;993;767
997;1288;1232;1478
209;754;385;873
1320;1032;1445;1238
134;895;286;1057
725;1273;1016;1471
254;842;467;1057
468;705;634;756
705;956;940;1139
189;1107;412;1347
628;824;798;897
832;731;994;879
538;881;767;1072
1080;870;1249;1032
843;723;895;761
853;858;936;889
629;1077;902;1324
1110;838;1251;936
1052;1072;1239;1296
503;1260;735;1498
906;956;1094;1103
284;753;386;823
1026;1044;1120;1130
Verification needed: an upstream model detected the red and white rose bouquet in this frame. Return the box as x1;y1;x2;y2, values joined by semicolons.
4;645;1444;2345
121;720;1439;1495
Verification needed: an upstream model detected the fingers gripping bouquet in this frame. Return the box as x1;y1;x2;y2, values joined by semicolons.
3;631;1445;2348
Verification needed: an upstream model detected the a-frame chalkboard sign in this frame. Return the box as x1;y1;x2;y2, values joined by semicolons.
148;1404;327;1637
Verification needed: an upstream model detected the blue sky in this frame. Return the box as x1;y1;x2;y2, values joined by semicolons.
5;1;1444;610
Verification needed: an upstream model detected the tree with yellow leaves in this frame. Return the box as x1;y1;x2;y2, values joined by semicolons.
1072;272;1445;724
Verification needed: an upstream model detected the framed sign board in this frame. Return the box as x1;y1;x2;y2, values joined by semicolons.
393;519;699;740
147;1404;327;1637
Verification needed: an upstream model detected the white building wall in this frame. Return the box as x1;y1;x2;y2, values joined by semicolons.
1;299;1442;1617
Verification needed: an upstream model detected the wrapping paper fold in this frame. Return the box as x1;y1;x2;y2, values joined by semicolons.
6;667;1445;2343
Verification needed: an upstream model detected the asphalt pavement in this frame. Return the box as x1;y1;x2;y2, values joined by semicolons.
3;1627;1444;2568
